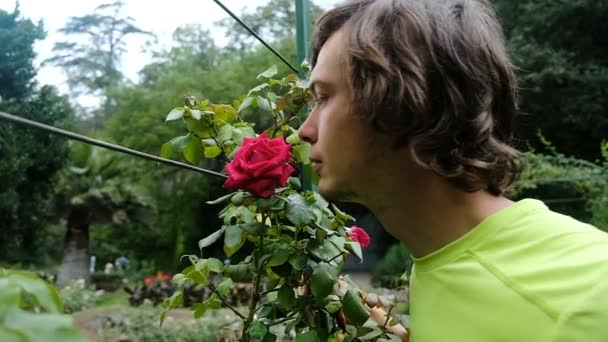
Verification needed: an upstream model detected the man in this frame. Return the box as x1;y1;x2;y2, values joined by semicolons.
298;0;608;341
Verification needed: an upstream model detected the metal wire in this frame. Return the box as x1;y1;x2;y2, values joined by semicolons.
0;111;227;179
212;0;300;74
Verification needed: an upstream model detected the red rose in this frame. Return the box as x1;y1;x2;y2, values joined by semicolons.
223;132;295;198
349;226;371;248
144;276;155;287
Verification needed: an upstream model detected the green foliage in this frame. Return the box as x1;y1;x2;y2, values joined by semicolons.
45;0;154;123
60;279;99;314
514;141;608;230
99;306;233;342
0;268;87;342
372;244;412;289
161;71;403;341
0;6;45;100
495;0;608;160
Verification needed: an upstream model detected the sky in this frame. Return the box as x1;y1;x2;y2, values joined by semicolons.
0;0;339;104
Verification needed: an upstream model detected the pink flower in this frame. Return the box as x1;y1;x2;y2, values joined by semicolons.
223;132;295;198
349;226;371;248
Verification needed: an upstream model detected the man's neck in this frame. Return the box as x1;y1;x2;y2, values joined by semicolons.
363;174;513;257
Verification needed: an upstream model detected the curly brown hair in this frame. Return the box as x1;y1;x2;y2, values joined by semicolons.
312;0;523;196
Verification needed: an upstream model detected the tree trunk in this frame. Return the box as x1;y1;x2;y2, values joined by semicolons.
56;206;90;288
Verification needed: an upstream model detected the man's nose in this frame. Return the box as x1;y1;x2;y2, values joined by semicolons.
298;115;317;144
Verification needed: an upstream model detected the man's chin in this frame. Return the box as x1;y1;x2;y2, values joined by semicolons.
317;180;357;203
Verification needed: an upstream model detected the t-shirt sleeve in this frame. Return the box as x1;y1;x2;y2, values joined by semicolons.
551;278;608;342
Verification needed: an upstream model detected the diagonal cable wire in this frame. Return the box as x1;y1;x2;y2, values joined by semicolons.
0;111;227;179
212;0;300;74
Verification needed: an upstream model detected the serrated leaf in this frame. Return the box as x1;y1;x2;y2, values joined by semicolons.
238;96;255;113
294;330;319;342
342;289;369;327
185;117;212;137
224;264;250;282
288;253;308;270
257;96;272;112
240;222;265;236
207;258;224;273
218;124;234;143
165;108;184;121
345;241;363;262
310;263;336;299
233;126;256;144
160;141;173;158
257;65;278;79
286;132;301;145
212;104;237;123
183;136;202;164
206;193;233;205
199;228;225;251
248;83;269;95
204;145;222;158
286;193;313;227
224;225;245;257
267;247;292;267
293;143;311;164
215;277;234;296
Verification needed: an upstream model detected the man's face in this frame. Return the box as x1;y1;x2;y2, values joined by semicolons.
298;30;391;203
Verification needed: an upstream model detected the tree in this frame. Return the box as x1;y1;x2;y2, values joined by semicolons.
45;0;154;126
495;0;608;161
0;6;73;265
53;144;152;286
217;0;324;51
0;4;44;100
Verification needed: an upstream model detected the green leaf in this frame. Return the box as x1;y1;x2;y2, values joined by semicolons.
257;96;272;112
218;124;234;143
238;96;255;114
213;104;237;123
165;107;184;121
233;126;256;144
345;241;363;262
286;193;313;227
267;246;292;267
293;143;311;164
359;328;384;341
288;253;308;270
248;83;269;95
288;177;302;189
198;228;225;251
183;136;202;164
163;290;183;309
257;65;278;79
206;193;233;205
207;258;224;273
248;322;269;340
294;330;320;342
204;145;222;158
215;277;234;297
224;264;251;282
286;132;301;145
342;289;370;327
240;222;265;236
224;225;245;257
185;117;212;137
278;284;295;310
160;141;173;158
325;299;342;314
7;271;63;313
310;263;337;299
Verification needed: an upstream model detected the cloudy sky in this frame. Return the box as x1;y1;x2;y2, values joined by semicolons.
0;0;338;98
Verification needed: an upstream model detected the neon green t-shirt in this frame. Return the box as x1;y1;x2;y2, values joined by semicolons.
409;199;608;342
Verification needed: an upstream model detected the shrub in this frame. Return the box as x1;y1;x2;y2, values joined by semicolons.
372;243;413;289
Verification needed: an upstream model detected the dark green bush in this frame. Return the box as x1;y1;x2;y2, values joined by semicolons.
372;243;413;288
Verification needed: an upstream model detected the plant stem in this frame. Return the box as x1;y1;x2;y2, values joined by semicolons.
242;214;267;341
209;283;247;320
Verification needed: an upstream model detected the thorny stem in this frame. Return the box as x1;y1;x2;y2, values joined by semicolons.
209;283;247;320
241;213;267;341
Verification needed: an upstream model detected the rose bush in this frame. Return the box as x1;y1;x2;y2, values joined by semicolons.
160;66;407;341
